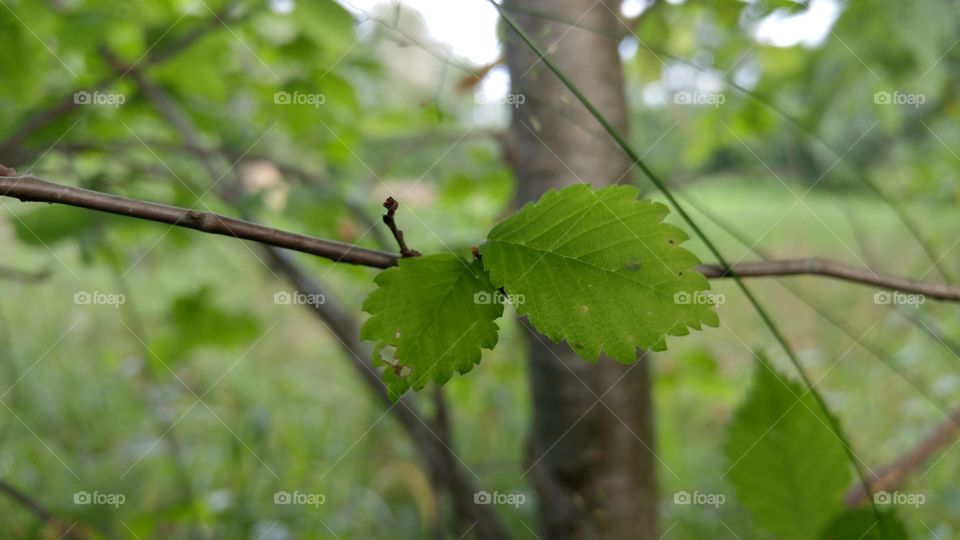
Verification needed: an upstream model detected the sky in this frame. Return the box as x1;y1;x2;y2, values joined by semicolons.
340;0;502;65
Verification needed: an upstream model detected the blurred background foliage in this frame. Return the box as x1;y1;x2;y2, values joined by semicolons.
1;0;959;538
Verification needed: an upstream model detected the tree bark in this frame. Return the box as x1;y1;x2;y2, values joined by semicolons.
501;1;659;538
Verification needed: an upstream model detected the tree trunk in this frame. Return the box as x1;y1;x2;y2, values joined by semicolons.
501;1;659;539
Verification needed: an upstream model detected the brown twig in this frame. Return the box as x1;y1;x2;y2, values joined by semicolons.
697;259;960;301
0;174;398;269
382;197;421;257
2;173;960;301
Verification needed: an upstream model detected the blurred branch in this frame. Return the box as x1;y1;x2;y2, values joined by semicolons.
0;0;248;162
0;479;52;523
3;173;960;301
845;411;960;508
263;248;510;539
842;313;960;506
0;479;90;539
0;265;50;283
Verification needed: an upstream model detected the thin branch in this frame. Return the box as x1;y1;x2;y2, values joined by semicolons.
0;174;398;269
3;173;960;302
698;259;960;301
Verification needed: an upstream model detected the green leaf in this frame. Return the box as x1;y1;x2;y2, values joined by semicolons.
725;356;850;540
479;184;717;361
156;286;262;359
12;205;96;246
821;509;909;540
361;254;503;400
295;0;355;54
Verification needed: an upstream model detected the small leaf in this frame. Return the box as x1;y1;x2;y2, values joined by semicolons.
157;286;262;359
821;509;909;540
13;205;96;246
725;356;850;540
361;254;503;400
479;184;717;361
